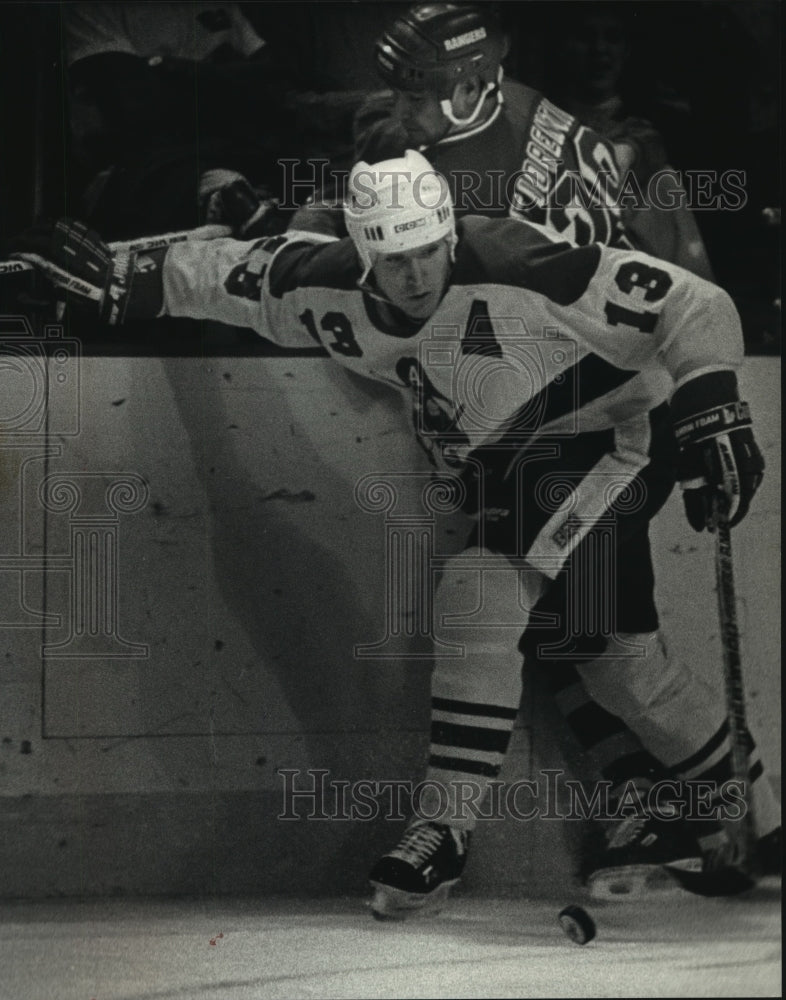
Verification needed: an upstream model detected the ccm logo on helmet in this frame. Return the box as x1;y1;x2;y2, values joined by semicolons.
394;218;427;233
443;27;486;51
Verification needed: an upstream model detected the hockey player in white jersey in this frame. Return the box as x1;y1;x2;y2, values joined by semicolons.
12;150;779;918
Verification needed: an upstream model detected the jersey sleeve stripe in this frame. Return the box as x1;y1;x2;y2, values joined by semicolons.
268;238;361;299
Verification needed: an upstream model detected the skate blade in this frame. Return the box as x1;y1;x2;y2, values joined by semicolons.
369;879;458;921
663;862;757;897
587;859;701;901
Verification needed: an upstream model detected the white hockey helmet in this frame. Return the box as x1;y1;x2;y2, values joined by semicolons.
344;149;456;283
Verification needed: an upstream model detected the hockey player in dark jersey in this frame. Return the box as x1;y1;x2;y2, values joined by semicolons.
295;1;714;281
12;149;780;918
357;2;629;248
288;2;631;249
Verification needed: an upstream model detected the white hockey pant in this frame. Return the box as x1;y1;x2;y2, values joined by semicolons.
576;632;780;840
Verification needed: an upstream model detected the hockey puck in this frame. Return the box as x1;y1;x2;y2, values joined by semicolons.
558;904;596;945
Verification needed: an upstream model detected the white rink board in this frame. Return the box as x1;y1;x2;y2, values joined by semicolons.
0;351;780;897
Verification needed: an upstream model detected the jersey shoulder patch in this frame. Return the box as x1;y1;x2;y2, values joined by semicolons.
452;216;601;305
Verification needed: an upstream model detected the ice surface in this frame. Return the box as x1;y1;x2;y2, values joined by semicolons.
0;883;780;999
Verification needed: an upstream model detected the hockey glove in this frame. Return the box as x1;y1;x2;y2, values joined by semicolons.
12;219;125;324
671;370;764;531
10;219;163;325
198;169;282;239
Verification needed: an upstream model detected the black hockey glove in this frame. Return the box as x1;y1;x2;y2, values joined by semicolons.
198;169;284;239
671;370;764;531
10;219;163;324
12;219;125;324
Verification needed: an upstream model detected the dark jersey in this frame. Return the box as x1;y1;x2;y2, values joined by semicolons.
293;80;633;251
356;80;632;249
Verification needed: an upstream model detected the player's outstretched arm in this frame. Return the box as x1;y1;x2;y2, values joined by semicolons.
10;219;165;325
9;217;341;351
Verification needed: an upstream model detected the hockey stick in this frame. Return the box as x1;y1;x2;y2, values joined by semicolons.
0;223;233;278
665;497;757;896
112;222;232;253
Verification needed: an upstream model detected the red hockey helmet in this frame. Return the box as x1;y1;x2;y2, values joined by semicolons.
375;3;506;99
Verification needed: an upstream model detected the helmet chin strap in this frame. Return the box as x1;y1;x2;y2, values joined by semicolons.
439;68;504;129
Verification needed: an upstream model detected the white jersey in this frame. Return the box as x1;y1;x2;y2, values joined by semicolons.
161;217;742;471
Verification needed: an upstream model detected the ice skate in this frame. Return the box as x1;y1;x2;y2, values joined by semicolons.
369;819;470;920
756;827;782;877
587;804;702;899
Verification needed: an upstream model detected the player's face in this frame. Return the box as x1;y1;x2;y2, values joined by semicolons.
392;88;451;146
373;239;452;321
